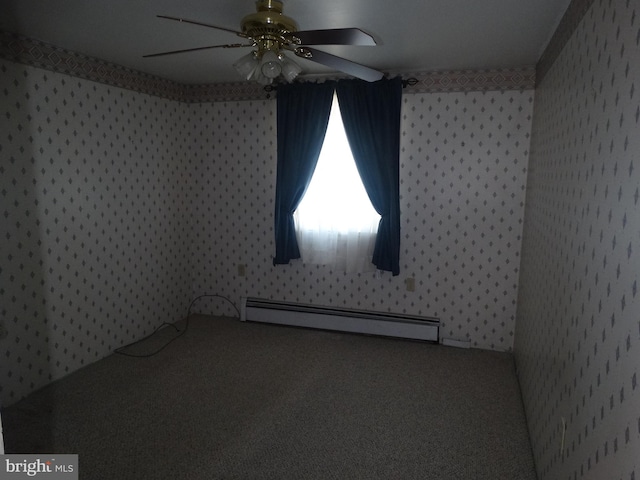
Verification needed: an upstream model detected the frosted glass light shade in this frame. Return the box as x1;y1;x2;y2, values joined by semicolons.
260;50;282;79
233;50;301;83
249;66;273;85
281;57;302;82
233;52;259;80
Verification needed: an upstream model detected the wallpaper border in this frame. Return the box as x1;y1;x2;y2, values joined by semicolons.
1;31;535;102
400;67;535;93
0;31;268;102
536;0;597;82
0;31;184;101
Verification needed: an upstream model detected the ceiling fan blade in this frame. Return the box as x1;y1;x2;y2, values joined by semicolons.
291;28;376;46
295;48;384;82
143;44;251;58
156;15;246;38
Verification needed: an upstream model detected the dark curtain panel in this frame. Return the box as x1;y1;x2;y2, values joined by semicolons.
273;81;335;265
336;77;403;275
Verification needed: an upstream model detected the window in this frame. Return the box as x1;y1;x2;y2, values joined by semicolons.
294;94;380;272
274;78;401;274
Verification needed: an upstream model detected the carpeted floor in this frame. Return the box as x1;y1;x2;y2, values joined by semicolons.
3;315;537;479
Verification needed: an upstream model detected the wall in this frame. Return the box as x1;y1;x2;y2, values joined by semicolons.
0;37;535;407
515;0;640;478
188;88;533;352
0;60;192;406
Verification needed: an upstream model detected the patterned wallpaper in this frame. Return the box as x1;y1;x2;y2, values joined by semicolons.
0;60;192;405
536;0;596;82
188;89;533;352
4;4;637;479
1;52;533;405
0;31;271;103
515;0;640;479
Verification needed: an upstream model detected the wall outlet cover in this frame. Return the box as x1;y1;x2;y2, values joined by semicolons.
405;277;415;292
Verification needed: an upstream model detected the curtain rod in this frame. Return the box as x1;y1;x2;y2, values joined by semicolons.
264;77;418;94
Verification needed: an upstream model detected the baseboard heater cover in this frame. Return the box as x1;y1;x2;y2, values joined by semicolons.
240;297;439;342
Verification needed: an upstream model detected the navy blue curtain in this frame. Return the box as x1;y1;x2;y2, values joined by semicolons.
336;77;403;275
273;81;335;265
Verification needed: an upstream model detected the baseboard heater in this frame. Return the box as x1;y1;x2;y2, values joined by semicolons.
240;297;439;342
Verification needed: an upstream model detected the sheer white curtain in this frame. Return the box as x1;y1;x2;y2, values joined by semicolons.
294;94;380;273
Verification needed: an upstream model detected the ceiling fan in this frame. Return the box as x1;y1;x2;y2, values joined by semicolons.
144;0;384;84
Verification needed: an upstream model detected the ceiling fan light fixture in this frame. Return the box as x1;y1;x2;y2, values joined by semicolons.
260;50;282;78
233;51;260;79
149;1;384;84
281;56;302;83
249;63;274;85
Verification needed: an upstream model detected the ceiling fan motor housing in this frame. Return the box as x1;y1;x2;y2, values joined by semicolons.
241;0;298;56
145;0;383;83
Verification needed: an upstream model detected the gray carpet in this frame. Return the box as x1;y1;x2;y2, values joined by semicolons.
3;315;537;479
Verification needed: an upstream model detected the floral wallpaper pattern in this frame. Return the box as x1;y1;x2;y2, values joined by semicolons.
515;0;640;478
1;54;533;405
188;90;533;353
0;61;192;405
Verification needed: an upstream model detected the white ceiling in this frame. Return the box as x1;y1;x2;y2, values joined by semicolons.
1;0;571;85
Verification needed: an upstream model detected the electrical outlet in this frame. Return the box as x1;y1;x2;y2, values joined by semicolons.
238;264;246;277
0;320;8;340
405;277;415;292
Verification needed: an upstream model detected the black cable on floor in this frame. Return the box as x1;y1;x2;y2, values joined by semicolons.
187;294;241;319
114;294;239;358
